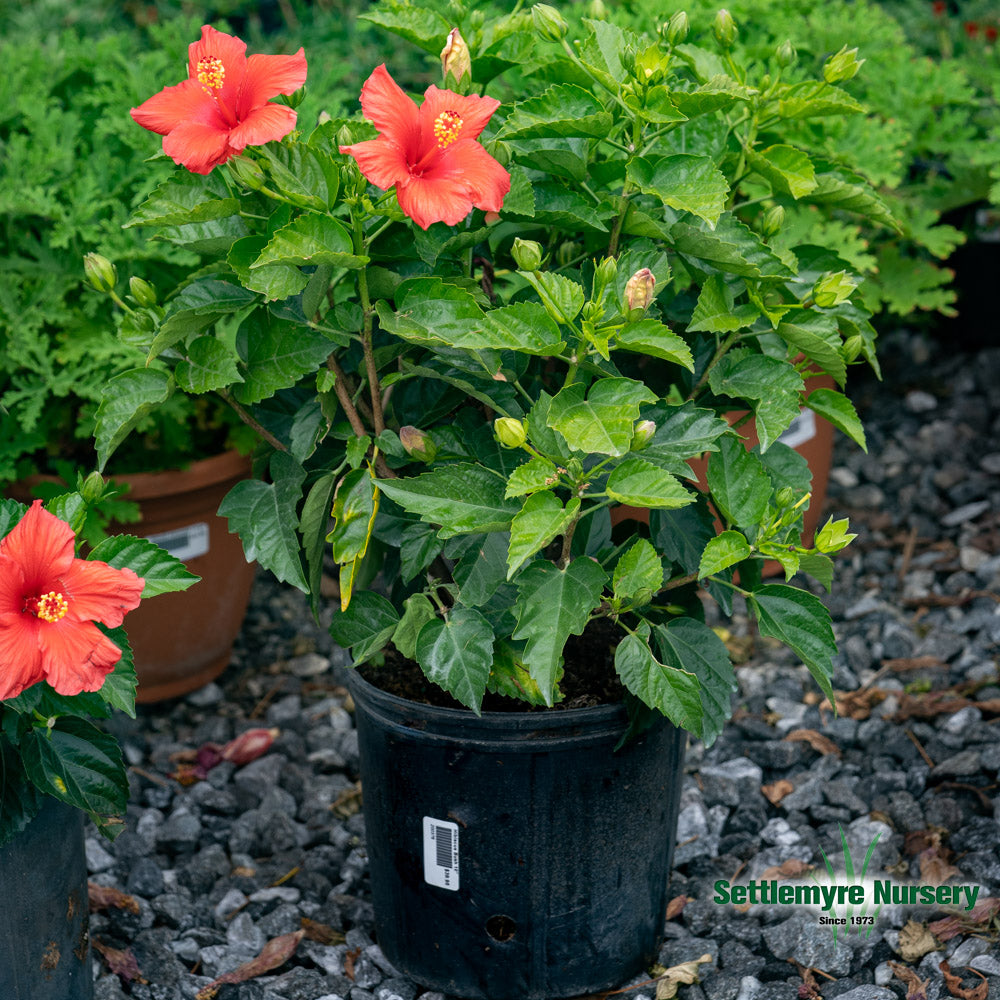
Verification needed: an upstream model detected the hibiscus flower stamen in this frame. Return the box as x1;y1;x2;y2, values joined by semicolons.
26;591;69;623
433;110;464;149
196;55;226;90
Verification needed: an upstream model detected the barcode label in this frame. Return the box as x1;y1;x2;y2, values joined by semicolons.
423;816;459;891
144;522;210;563
778;409;817;449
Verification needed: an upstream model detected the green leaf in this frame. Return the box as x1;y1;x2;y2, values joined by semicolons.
415;607;494;713
627;154;729;227
650;502;716;575
615;623;704;734
126;174;239;228
228;235;309;302
530;182;612;231
776;81;865;120
252;214;367;270
175;335;244;394
698;530;752;579
95;368;173;471
577;17;630;87
606;457;694;509
749;585;837;703
329;591;399;664
454;531;510;607
0;738;42;848
375;277;483;348
500;83;614;139
625;88;687;125
687;274;760;334
300;471;338;618
393;594;437;660
218;453;307;591
377;464;519;538
615;319;695;368
547;378;657;456
806;388;867;452
612;538;663;603
805;165;901;233
671;215;794;279
474;303;567;355
654;618;737;746
706;435;771;528
507;493;579;579
327;467;379;611
359;0;452;53
797;553;835;591
747;144;817;199
20;717;128;833
87;535;199;598
0;498;28;540
669;74;754;116
521;270;586;324
775;312;847;387
257;142;340;211
486;641;550;707
166;278;256;314
95;626;138;718
506;456;560;498
400;523;443;584
512;557;607;706
642;402;729;463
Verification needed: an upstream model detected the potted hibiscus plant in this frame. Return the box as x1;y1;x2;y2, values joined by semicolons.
100;5;881;997
0;482;197;998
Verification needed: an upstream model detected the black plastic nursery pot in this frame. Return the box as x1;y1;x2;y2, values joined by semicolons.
0;797;92;999
348;670;686;1000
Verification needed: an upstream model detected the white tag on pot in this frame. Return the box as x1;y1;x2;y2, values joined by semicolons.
778;408;816;450
423;816;460;891
144;522;210;562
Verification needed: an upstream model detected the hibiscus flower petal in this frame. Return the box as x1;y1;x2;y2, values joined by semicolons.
0;502;75;594
438;139;511;212
340;136;411;191
0;611;44;700
420;85;501;143
0;554;25;617
39;620;123;696
188;24;248;110
395;174;475;230
162;121;233;174
131;78;224;136
59;559;144;629
237;49;307;116
357;64;420;153
227;102;298;152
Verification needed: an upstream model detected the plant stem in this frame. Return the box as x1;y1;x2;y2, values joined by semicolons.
351;211;385;436
217;388;289;453
326;355;368;439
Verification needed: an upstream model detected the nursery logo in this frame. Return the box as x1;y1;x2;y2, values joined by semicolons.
712;826;981;942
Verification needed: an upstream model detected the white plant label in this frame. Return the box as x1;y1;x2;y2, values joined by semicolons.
423;816;459;891
144;522;210;563
778;409;817;450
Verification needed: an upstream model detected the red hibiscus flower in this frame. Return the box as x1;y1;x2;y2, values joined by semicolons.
932;1;947;17
0;502;145;700
339;65;511;230
964;20;980;37
131;25;307;175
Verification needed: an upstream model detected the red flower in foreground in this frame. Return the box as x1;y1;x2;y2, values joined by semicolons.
340;65;511;230
0;502;144;700
131;25;307;174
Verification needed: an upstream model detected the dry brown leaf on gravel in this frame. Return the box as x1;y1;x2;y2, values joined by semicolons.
784;729;841;756
300;916;346;945
93;939;146;984
939;961;989;1000
651;954;712;999
834;687;887;720
88;883;140;914
665;895;692;921
344;944;363;981
762;779;794;805
897;919;940;963
929;897;1000;941
759;858;814;881
889;962;930;1000
918;847;962;886
195;930;304;999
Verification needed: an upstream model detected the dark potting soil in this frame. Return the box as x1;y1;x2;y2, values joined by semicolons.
358;615;627;712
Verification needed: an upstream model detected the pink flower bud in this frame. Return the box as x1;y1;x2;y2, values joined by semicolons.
221;727;279;766
441;28;472;82
625;268;656;312
400;425;438;462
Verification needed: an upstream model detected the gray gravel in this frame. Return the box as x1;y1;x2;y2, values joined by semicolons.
88;331;1000;999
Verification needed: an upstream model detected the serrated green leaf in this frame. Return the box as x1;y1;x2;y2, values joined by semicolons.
698;530;752;579
329;591;399;663
0;498;28;540
506;456;560;498
175;336;244;393
747;144;817;199
776;312;847;387
486;641;550;707
521;270;586;323
377;464;519;538
328;467;379;611
706;435;771;528
650;502;716;574
606;457;694;509
0;738;42;848
126;174;239;228
501;83;614;139
375;276;483;348
218;453;307;591
628;154;729;227
415;607;494;713
358;0;452;53
805;387;867;451
669;74;754;116
612;538;663;602
688;274;760;334
229;235;309;302
87;535;199;598
257;142;340;211
507;493;579;579
797;553;835;591
776;81;865;120
642;402;729;463
300;471;338;618
400;523;443;584
96;626;138;718
95;368;173;471
615;319;695;368
393;594;437;660
806;166;901;233
530;182;612;231
671;215;794;279
547;378;657;457
625;87;687;124
166;278;256;314
252;214;367;269
749;585;837;703
454;531;509;607
512;557;607;706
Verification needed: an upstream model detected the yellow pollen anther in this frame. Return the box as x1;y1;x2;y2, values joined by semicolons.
433;110;463;149
35;591;68;623
197;56;225;90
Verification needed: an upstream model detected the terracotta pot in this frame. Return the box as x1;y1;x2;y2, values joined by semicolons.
7;451;256;702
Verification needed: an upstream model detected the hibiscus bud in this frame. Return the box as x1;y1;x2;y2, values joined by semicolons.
665;11;689;45
776;40;797;68
318;110;332;125
512;238;544;271
812;270;858;309
760;204;785;237
712;9;737;48
843;334;863;363
227;155;267;190
80;471;107;504
588;0;609;18
221;727;280;766
532;3;568;41
84;252;117;293
129;276;157;308
494;417;527;449
441;28;472;83
823;45;864;84
631;420;656;451
399;425;438;462
775;487;796;507
815;516;857;554
284;86;306;109
484;211;501;224
625;267;656;313
592;256;618;304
